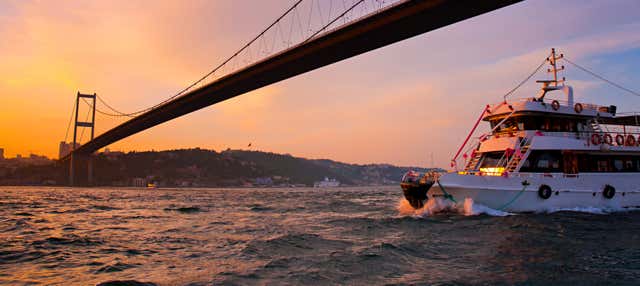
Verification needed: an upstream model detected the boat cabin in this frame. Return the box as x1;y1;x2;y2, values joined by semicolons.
456;50;640;176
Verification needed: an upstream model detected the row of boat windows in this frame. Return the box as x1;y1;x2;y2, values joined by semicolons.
490;117;589;133
480;151;640;173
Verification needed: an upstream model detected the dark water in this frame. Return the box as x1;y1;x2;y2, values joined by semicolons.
1;186;639;285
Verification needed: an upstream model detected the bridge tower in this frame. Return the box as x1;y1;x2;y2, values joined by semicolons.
69;92;97;186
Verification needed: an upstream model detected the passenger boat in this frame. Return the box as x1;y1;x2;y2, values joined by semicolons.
402;49;640;212
314;177;341;188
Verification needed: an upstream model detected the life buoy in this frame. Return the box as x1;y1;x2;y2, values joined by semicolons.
637;135;640;146
615;134;625;146
538;185;552;199
626;135;636;146
603;134;613;145
603;185;615;199
551;100;560;111
591;134;601;145
574;103;583;113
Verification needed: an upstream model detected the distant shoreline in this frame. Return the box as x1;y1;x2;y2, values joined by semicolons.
0;148;439;187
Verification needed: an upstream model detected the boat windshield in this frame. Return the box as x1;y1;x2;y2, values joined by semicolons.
401;171;423;183
479;152;504;168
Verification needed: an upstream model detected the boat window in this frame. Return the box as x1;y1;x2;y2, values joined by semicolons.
480;152;504;168
492;116;587;133
517;152;640;173
562;152;579;174
518;151;563;172
537;159;549;169
624;160;634;171
597;160;609;172
576;155;640;173
613;160;624;172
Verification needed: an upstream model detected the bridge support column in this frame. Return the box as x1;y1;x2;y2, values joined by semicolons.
69;153;75;186
68;91;97;187
87;156;93;186
67;153;94;186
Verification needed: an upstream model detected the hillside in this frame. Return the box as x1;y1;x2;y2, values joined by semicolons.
0;149;437;187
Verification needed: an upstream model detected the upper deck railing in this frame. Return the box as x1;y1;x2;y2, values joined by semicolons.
490;130;640;140
507;97;607;113
523;97;600;110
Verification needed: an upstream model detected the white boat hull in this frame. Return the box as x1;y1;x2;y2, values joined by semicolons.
433;173;640;212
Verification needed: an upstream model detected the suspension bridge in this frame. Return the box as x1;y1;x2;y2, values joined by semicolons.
62;0;523;185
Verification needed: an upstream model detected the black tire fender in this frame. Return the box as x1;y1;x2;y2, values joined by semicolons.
574;103;583;113
615;134;625;146
538;184;552;199
603;185;615;199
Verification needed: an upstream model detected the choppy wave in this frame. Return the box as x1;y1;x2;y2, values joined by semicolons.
163;206;203;213
1;186;639;285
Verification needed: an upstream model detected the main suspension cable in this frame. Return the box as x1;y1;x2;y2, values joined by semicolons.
82;98;130;117
94;0;306;118
304;0;365;43
96;95;135;117
63;97;77;143
90;0;386;119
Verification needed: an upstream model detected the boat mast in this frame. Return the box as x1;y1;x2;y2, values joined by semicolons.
547;48;564;87
536;48;567;101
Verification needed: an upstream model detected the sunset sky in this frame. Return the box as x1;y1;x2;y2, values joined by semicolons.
1;0;640;168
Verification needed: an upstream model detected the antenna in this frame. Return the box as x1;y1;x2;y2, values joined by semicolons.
430;152;434;168
547;48;565;86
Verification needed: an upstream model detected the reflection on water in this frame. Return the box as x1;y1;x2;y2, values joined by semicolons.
0;186;638;285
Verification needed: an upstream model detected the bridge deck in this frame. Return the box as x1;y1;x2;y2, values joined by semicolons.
69;0;522;157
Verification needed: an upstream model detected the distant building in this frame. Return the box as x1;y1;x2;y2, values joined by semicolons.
132;178;146;187
27;154;50;165
58;141;80;159
254;177;273;186
0;148;4;160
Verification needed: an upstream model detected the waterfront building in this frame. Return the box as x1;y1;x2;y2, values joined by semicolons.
132;178;146;187
58;141;80;159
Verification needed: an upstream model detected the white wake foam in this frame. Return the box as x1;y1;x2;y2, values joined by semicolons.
397;197;511;217
398;197;640;217
543;206;640;214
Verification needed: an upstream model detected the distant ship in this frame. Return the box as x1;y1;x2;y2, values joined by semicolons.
314;177;340;188
402;49;640;212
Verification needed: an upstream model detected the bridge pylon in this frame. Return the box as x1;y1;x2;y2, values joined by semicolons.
69;92;97;186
